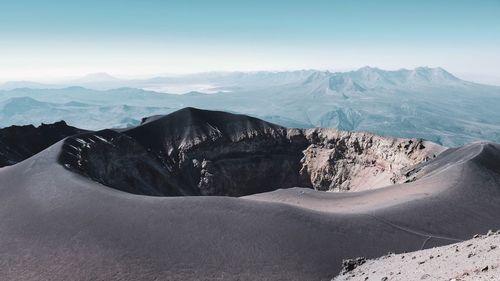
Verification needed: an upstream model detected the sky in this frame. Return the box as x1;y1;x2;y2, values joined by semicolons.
0;0;499;84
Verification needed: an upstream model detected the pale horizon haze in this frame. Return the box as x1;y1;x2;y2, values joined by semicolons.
1;0;499;85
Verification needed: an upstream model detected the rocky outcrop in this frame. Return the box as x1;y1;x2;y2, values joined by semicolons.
340;257;367;275
333;230;500;281
0;121;86;167
60;108;309;196
299;129;444;191
58;108;444;196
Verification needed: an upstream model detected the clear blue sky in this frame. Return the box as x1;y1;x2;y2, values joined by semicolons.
1;0;499;82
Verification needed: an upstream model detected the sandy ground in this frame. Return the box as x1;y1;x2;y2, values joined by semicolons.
0;141;499;280
333;231;500;281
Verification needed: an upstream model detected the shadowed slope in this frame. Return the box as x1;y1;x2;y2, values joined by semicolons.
59;108;308;196
58;108;439;196
0;121;86;167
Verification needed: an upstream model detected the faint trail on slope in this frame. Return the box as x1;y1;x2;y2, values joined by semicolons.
420;236;433;250
364;213;463;246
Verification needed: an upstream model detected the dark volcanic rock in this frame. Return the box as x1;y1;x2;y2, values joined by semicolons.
340;257;366;275
0;121;86;167
59;129;191;196
58;107;442;197
60;108;309;196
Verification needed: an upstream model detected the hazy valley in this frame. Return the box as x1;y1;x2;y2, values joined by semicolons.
2;67;500;147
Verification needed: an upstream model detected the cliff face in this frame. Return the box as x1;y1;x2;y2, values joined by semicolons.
57;108;444;196
299;128;444;191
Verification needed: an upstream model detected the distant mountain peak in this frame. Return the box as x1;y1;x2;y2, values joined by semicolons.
328;75;366;93
303;71;330;84
300;66;465;97
1;96;46;106
407;66;460;83
351;67;388;84
76;72;119;83
357;66;382;72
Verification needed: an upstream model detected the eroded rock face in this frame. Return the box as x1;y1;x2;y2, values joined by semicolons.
299;128;444;191
58;108;444;196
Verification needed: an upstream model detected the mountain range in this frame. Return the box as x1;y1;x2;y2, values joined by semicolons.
1;67;499;146
0;67;472;92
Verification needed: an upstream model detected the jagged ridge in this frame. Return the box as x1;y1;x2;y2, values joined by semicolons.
0;121;86;167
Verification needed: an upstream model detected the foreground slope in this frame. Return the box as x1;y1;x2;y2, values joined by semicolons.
333;231;500;281
0;143;437;281
0;110;500;280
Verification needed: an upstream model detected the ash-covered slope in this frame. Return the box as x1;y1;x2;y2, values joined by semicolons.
0;121;86;167
58;108;441;196
1;129;500;280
